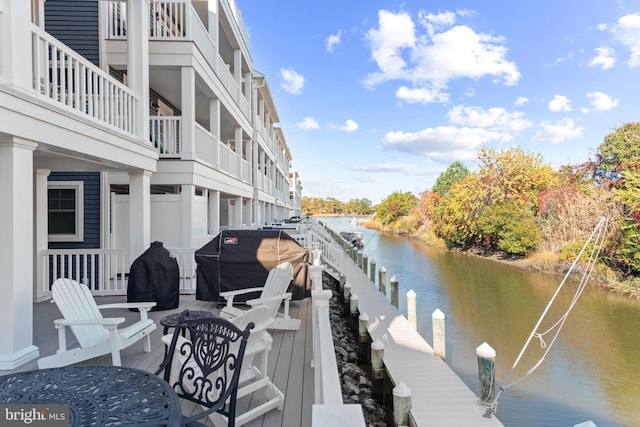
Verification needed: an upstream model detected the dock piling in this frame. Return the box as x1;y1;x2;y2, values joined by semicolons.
476;342;496;407
379;267;387;295
407;290;416;330
432;309;446;359
370;259;376;283
358;312;370;363
393;381;412;427
371;339;385;402
390;275;399;308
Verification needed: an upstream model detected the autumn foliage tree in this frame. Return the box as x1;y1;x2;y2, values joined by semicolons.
375;191;417;225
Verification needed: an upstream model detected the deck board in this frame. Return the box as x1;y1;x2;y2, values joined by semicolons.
4;294;312;427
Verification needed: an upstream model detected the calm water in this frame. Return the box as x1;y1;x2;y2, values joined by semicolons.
320;216;640;427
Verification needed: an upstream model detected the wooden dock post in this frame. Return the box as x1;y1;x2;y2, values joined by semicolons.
393;381;412;427
476;342;496;407
343;283;351;315
407;290;416;330
338;274;346;302
350;294;359;333
371;339;385;402
358;312;370;363
357;250;363;269
362;254;368;275
369;259;376;283
390;275;399;308
432;309;446;360
379;267;387;295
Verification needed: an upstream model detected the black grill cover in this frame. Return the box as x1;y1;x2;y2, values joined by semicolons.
195;230;310;303
127;241;180;311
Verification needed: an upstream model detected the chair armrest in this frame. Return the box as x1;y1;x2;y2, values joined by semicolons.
97;302;157;311
246;292;292;307
220;287;264;306
54;317;125;327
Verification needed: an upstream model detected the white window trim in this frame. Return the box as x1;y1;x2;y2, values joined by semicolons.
48;181;84;242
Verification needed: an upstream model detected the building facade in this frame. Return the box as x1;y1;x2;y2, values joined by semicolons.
0;0;302;369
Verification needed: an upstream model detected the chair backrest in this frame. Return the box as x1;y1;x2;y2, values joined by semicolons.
259;262;293;314
166;316;253;426
230;306;273;358
51;278;109;347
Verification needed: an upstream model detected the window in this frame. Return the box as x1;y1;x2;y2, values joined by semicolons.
48;181;84;242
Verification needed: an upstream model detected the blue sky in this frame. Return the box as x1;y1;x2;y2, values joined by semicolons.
236;0;640;204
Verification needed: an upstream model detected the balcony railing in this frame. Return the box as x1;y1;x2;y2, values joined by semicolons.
106;0;250;120
150;116;181;156
32;26;138;135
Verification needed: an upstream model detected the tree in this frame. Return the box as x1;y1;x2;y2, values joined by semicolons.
477;200;540;255
433;174;485;246
375;191;417;225
594;123;640;275
432;161;470;196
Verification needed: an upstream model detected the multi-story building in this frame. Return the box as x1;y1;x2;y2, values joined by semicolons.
0;0;302;369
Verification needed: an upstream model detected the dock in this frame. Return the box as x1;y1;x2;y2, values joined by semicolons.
322;243;504;426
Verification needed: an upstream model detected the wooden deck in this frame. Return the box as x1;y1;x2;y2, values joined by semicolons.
6;294;314;427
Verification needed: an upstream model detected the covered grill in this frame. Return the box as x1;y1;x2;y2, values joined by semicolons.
195;230;310;303
127;241;180;311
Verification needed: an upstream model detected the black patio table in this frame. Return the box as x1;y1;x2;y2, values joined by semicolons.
0;365;182;426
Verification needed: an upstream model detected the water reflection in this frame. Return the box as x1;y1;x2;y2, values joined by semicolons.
319;217;640;427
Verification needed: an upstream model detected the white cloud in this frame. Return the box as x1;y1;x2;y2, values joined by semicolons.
326;30;342;53
297;117;320;130
349;163;418;172
586;91;620;111
363;9;520;91
533;118;584;144
382;125;502;161
588;47;616;70
339;119;359;132
363;10;416;87
280;68;306;95
548;95;573;112
610;13;640;66
395;85;449;104
448;105;532;133
514;96;529;106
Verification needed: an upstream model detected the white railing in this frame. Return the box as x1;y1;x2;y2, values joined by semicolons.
149;1;188;38
150;116;181;156
32;26;138;135
40;249;129;299
307;223;345;273
194;123;218;166
166;247;198;293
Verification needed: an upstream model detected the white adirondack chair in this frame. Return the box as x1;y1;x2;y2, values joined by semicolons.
37;278;157;369
219;261;300;330
161;306;284;427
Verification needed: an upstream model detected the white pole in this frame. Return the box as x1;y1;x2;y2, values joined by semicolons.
432;309;446;359
407;290;416;330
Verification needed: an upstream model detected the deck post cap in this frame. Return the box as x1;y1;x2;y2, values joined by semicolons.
393;381;411;397
407;289;416;297
432;308;445;319
371;339;384;350
476;342;496;358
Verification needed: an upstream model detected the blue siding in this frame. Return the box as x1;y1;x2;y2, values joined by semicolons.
45;0;99;66
49;172;101;250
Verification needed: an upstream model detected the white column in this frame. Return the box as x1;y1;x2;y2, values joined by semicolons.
0;0;32;89
127;0;150;142
234;126;242;157
234;49;241;86
208;189;220;237
181;67;196;159
128;170;151;266
0;138;39;369
210;98;220;167
34;168;51;302
234;196;242;228
181;184;195;247
207;0;219;48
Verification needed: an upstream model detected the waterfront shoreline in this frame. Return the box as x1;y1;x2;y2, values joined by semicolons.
361;219;640;299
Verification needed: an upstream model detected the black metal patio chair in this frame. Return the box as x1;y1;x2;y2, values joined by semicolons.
157;314;254;427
